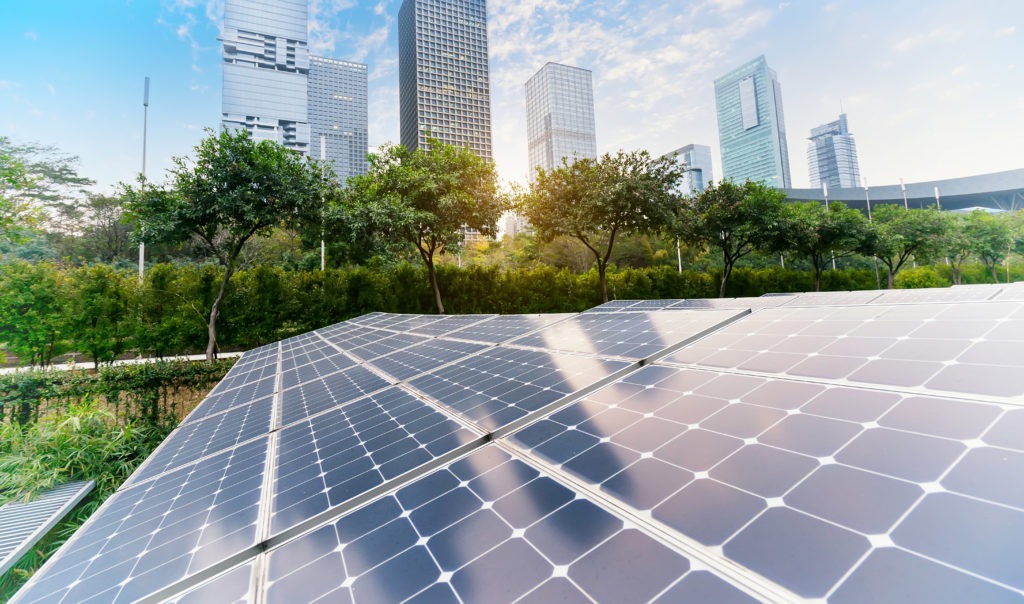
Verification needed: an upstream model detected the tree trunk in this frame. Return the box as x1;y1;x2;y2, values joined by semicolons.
598;261;608;303
887;270;895;289
719;263;732;298
206;265;233;361
990;264;1000;284
814;268;822;292
426;258;445;314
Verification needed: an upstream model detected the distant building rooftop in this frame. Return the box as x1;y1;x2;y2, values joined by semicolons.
780;168;1024;211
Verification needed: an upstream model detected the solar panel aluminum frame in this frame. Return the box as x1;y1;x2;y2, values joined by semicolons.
0;481;95;575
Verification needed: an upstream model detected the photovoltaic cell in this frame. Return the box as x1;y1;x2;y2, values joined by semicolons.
271;386;480;536
368;338;489;381
262;446;757;604
779;290;884;306
511;364;1022;599
408;347;631;432
164;562;254;604
403;313;495;337
15;438;268;604
669;297;792;310
346;332;430;361
0;481;94;575
126;396;274;486
869;287;998;304
509;309;744;360
279;365;392;427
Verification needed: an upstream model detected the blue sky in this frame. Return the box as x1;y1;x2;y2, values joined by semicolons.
2;0;1022;195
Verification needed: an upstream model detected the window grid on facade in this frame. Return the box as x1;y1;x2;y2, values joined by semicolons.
807;113;861;189
308;56;369;183
525;62;597;175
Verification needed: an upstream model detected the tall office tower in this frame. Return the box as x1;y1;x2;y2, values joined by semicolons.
807;113;861;189
398;0;493;161
308;56;369;182
714;55;791;188
525;62;597;174
221;0;311;153
666;144;714;194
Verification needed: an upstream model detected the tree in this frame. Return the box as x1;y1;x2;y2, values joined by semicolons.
940;212;972;285
0;140;39;242
773;201;871;291
862;205;947;288
64;265;135;369
342;139;504;313
123;128;334;360
676;180;787;297
0;261;66;366
965;211;1012;283
522;151;683;302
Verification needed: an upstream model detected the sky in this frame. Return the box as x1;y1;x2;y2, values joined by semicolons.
2;0;1022;196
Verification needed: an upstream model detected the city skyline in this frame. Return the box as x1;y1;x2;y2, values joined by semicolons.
1;1;1022;195
807;113;861;190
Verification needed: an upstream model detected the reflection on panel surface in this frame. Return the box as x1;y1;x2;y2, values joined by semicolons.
18;291;1024;603
264;446;756;604
512;364;1021;599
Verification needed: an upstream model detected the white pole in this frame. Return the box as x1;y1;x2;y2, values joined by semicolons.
866;179;880;288
823;182;835;270
676;239;682;273
320;134;326;272
139;76;149;284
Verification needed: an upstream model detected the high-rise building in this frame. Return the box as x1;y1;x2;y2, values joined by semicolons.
221;0;310;153
308;56;369;182
525;62;597;174
665;144;714;194
398;0;493;161
714;55;791;188
807;113;861;189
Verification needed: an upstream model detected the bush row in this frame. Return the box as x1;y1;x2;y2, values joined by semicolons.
1;260;1019;365
0;359;235;426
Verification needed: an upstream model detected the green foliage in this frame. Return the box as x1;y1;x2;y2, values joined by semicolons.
64;265;135;368
343;139;505;313
863;205;947;287
0;261;66;367
522;151;684;302
773;201;872;291
894;266;952;289
123;128;337;359
964;211;1012;283
676;180;788;297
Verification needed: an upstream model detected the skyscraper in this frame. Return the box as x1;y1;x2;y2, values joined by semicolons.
525;62;597;174
221;0;310;153
714;55;791;188
665;144;714;194
398;0;493;161
807;113;861;189
308;56;369;182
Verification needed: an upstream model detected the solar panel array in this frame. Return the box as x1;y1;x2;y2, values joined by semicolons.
15;287;1024;603
0;481;94;575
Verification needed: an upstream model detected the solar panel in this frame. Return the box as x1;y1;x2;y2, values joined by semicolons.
271;386;481;536
664;301;1024;399
869;286;998;304
407;347;632;432
508;309;746;360
0;481;94;575
511;364;1023;600
262;446;763;603
18;292;1024;603
15;438;268;604
369;338;489;381
447;313;574;343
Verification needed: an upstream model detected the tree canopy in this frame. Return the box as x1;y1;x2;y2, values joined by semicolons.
772;201;872;291
123;128;335;359
521;150;683;302
862;205;947;288
676;179;787;297
341;139;504;313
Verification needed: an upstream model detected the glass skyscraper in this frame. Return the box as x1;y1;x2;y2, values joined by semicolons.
398;0;493;161
714;55;791;188
221;0;311;153
665;144;714;194
807;113;861;189
308;56;369;183
525;62;597;174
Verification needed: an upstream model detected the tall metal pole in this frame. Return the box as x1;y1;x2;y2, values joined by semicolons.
902;179;915;267
320;134;326;272
865;178;881;288
935;186;949;265
824;182;835;270
139;76;149;284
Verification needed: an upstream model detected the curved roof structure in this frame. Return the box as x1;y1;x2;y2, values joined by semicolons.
781;168;1024;211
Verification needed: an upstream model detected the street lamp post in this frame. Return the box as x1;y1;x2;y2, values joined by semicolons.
823;181;835;270
320;134;326;272
865;178;881;288
139;76;149;284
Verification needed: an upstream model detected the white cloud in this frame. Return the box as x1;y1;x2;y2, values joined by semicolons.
894;27;960;52
0;80;18;90
192;64;203;73
46;83;56;95
995;26;1016;38
24;31;37;41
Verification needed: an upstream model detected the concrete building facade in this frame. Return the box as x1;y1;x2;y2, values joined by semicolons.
525;62;597;175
